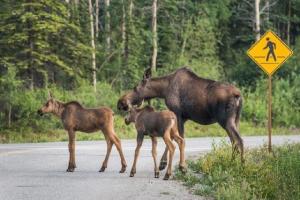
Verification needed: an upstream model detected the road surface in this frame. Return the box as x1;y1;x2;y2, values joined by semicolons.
0;135;299;200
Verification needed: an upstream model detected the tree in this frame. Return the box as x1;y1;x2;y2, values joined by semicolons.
95;0;100;39
105;0;111;51
255;0;261;41
88;0;97;92
151;0;158;72
0;0;90;89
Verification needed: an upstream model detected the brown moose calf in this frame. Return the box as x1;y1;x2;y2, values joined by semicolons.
37;92;127;173
125;105;186;180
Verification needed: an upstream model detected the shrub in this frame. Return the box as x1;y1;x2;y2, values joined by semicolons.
176;142;300;200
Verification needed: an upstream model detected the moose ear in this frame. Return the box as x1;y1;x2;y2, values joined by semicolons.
143;67;152;80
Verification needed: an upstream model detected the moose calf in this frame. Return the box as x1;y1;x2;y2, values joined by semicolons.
37;92;127;173
125;105;186;180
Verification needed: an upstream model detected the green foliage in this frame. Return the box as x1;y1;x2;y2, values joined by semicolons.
0;0;300;138
0;82;120;131
242;76;300;127
176;143;300;200
0;0;90;88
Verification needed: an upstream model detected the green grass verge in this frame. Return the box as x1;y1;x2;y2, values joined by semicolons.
175;142;300;200
0;115;299;143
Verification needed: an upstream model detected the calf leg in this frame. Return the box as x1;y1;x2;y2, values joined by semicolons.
159;147;168;171
108;133;127;173
159;115;185;171
99;134;113;172
67;130;76;172
151;136;159;178
163;132;175;180
130;134;144;177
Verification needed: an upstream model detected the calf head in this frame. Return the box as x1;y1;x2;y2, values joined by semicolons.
124;105;155;125
124;106;139;125
37;92;58;116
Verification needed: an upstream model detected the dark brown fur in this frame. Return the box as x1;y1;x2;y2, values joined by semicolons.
38;94;127;172
118;67;244;168
125;105;186;180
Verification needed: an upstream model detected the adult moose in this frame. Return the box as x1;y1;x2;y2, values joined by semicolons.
118;67;244;169
38;92;127;173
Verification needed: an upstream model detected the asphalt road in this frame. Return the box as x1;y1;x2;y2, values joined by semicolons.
0;135;299;200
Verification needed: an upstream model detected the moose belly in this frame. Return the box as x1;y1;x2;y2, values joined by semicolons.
182;106;216;125
74;120;102;133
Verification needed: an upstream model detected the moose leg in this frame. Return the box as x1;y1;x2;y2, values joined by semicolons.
163;131;175;180
99;134;113;172
159;147;168;171
224;128;237;161
130;134;144;177
108;133;127;173
103;122;127;173
172;133;186;173
225;119;244;163
151;136;159;178
159;115;185;170
67;130;76;172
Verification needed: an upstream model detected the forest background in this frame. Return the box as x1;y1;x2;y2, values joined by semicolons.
0;0;299;142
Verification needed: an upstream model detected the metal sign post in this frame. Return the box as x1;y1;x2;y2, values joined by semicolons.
268;75;272;152
247;30;293;152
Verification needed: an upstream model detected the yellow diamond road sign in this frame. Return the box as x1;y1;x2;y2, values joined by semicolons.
247;30;293;75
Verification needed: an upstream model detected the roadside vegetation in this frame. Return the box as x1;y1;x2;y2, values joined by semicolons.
175;143;300;200
0;80;299;143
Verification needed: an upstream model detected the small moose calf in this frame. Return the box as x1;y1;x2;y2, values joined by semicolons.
125;105;186;180
37;92;127;173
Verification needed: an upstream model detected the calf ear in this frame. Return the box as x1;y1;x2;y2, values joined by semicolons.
143;67;152;80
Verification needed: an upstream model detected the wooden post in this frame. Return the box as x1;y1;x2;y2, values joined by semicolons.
268;75;272;152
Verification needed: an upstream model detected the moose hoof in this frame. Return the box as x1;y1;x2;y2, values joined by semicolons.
99;166;106;172
159;161;167;171
129;172;135;177
179;165;187;174
66;168;75;172
163;173;170;180
154;172;159;178
129;170;135;177
119;166;126;173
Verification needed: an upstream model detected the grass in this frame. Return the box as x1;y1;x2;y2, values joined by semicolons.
175;142;300;200
0;115;299;143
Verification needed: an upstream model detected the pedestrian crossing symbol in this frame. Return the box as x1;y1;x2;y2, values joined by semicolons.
247;30;293;76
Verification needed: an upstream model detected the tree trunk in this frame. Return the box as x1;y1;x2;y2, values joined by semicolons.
95;0;99;39
27;0;35;90
129;0;133;18
29;67;34;90
8;104;11;128
255;0;260;41
121;0;126;56
105;0;111;51
151;0;158;72
266;0;270;24
287;0;291;45
88;0;97;92
125;0;133;61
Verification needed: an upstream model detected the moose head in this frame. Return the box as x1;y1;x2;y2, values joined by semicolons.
117;68;152;111
37;92;59;116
